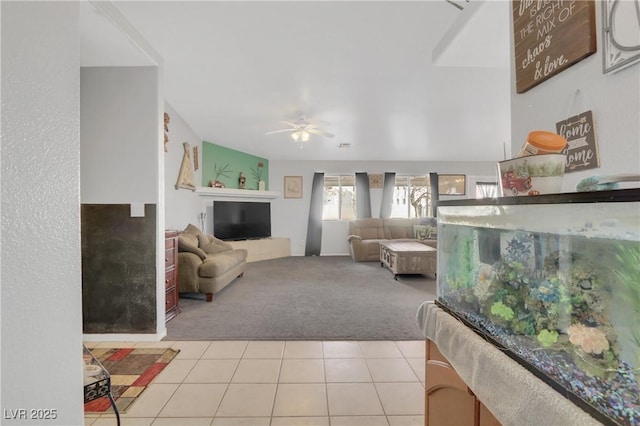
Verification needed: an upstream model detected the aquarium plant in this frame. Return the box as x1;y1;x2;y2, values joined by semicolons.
494;232;534;290
490;301;515;322
485;233;537;333
611;243;640;372
443;229;479;308
537;329;559;347
526;274;571;333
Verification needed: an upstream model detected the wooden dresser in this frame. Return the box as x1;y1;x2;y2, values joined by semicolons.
164;230;180;322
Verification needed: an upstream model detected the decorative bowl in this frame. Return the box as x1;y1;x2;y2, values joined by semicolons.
498;154;566;196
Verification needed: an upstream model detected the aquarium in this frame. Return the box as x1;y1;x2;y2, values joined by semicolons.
436;189;640;426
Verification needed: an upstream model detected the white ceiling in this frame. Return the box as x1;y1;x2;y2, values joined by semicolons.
81;1;512;162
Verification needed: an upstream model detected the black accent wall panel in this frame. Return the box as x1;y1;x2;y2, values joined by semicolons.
82;204;156;333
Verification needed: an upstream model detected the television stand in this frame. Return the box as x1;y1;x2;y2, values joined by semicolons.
227;237;290;262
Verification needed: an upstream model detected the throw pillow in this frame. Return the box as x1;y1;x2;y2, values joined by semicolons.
198;234;231;254
413;225;437;240
388;226;412;239
178;235;207;260
413;225;429;240
420;217;437;228
183;223;202;237
425;226;437;238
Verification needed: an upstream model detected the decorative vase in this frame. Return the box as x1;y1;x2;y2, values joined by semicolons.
258;180;265;191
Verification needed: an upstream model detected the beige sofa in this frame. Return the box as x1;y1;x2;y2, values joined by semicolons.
177;224;247;301
346;218;412;262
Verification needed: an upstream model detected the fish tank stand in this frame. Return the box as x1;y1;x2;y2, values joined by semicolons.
417;301;604;425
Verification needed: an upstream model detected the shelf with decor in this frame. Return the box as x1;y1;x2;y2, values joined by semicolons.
195;187;280;200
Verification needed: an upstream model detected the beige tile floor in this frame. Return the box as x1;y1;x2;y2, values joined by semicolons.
84;340;425;426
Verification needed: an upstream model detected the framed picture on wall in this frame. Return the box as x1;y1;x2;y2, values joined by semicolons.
438;174;466;196
369;174;383;188
284;176;303;199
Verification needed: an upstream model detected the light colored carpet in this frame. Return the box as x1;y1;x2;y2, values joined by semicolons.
166;255;436;341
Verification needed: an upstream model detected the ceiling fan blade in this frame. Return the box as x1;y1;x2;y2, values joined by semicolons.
280;121;302;128
307;128;335;138
265;128;295;135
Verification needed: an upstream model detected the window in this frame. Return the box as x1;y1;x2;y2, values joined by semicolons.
391;175;432;219
475;182;498;199
323;175;356;220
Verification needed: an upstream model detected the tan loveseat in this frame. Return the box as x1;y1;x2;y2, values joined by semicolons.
347;218;437;262
177;224;247;301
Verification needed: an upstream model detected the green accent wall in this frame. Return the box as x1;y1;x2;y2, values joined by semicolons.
202;141;269;190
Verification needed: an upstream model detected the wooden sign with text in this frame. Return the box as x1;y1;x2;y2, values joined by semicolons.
513;0;597;93
556;110;599;173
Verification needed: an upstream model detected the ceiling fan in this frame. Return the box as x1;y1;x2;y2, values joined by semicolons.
265;117;335;143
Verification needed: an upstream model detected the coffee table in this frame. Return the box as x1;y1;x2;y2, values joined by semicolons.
380;240;437;280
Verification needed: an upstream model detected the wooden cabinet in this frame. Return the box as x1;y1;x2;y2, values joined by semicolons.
425;340;500;426
164;231;179;322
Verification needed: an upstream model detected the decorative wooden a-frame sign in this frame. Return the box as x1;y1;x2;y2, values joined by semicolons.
556;110;599;173
175;142;196;191
512;0;597;93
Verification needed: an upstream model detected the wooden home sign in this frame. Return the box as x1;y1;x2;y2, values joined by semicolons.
556;110;599;173
513;0;597;93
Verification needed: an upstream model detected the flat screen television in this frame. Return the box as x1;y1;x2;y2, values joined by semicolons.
213;201;271;241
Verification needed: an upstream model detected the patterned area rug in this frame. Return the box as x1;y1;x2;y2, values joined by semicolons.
84;347;179;413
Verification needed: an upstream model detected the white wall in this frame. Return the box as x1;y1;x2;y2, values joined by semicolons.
509;3;640;192
81;67;160;204
1;2;84;424
269;160;497;256
164;102;204;231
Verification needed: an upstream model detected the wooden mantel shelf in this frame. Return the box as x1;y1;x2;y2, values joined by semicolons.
195;186;280;200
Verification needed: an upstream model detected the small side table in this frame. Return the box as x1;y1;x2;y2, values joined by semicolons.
83;345;120;426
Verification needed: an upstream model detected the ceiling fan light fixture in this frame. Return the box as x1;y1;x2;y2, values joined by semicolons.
291;129;310;142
